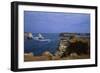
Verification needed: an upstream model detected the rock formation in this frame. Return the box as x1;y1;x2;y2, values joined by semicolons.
56;33;90;58
24;32;33;39
42;51;53;60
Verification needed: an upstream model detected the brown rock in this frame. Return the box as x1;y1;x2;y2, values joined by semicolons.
42;51;53;60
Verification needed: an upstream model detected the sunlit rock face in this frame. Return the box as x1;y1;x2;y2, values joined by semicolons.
56;33;90;58
24;52;34;56
42;51;53;60
55;33;70;57
24;32;33;39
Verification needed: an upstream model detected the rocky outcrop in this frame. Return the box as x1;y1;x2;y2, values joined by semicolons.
55;33;70;57
56;33;90;58
24;52;34;56
24;32;33;39
42;51;53;60
24;51;56;61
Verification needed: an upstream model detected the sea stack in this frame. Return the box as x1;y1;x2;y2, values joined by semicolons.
24;32;33;39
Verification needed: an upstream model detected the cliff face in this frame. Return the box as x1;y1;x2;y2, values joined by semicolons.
56;33;90;58
24;32;33;39
55;33;69;57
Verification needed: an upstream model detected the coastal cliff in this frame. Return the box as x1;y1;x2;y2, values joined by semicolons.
24;32;90;61
56;33;90;58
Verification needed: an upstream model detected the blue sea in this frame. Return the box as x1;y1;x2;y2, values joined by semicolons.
24;33;60;56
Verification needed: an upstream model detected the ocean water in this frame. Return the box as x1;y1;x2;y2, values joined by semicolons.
24;33;60;56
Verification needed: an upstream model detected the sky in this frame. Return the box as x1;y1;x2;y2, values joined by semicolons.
24;11;90;33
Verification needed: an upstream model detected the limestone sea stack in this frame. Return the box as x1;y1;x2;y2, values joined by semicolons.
24;32;33;39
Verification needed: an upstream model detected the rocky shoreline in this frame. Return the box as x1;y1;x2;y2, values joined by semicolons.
24;33;90;61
